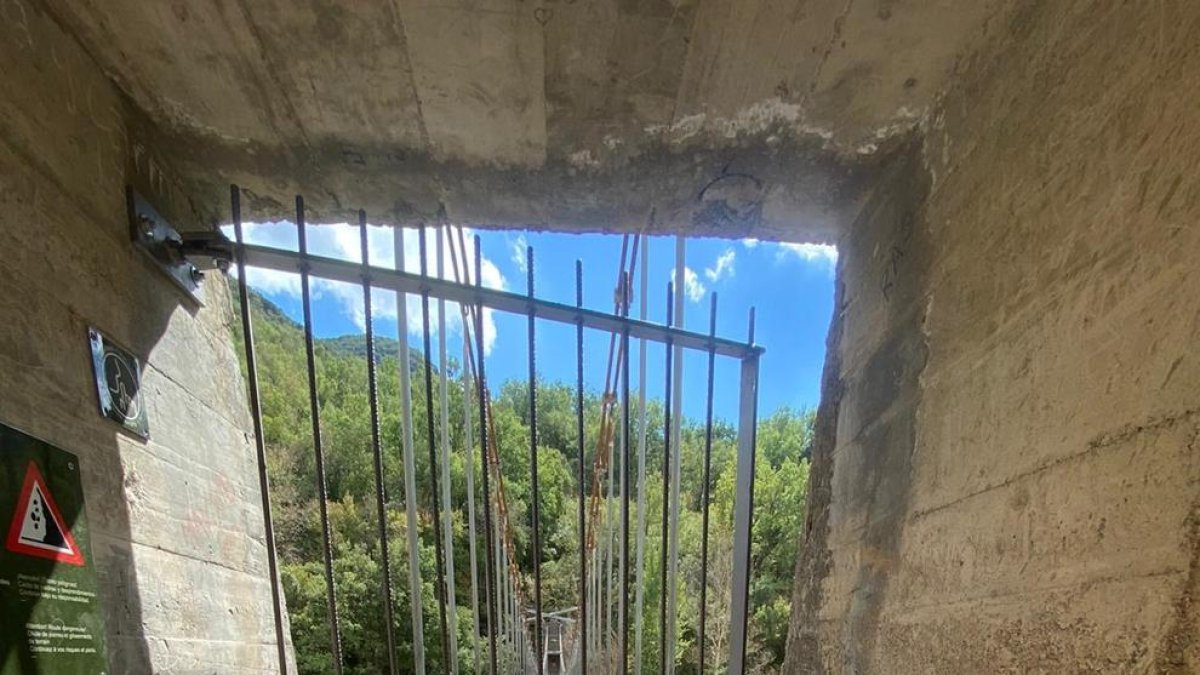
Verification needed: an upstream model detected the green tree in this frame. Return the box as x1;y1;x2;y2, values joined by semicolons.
233;284;813;674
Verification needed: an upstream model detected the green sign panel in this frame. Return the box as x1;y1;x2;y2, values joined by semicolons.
1;423;108;674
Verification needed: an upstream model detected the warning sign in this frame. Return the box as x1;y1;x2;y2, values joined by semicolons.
1;422;108;674
7;461;85;566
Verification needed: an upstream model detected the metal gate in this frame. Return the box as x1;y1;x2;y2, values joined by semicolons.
228;185;762;675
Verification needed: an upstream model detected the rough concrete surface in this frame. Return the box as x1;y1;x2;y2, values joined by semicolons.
786;0;1200;672
0;0;294;671
3;0;1199;672
29;0;1019;238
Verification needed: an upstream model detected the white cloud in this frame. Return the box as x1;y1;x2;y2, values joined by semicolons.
228;222;507;355
670;266;706;303
704;248;736;283
777;242;838;271
511;234;528;274
741;237;759;249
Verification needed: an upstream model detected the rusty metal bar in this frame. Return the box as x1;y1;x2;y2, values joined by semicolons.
230;185;290;675
474;236;501;675
295;195;343;674
527;245;545;674
697;292;718;675
359;211;400;675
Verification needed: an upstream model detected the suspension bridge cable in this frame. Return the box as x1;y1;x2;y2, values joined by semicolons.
446;228;493;674
448;230;540;669
462;333;482;674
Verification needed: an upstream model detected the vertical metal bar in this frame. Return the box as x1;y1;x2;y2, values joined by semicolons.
475;237;500;675
418;225;453;674
666;238;685;675
633;237;650;675
727;310;758;675
590;518;599;668
659;282;675;675
393;228;427;674
620;272;632;675
499;504;508;657
359;211;400;675
448;227;483;674
498;534;507;654
575;259;587;675
463;334;482;674
602;442;615;669
295;196;344;675
527;246;544;674
231;185;290;675
435;227;460;674
697;293;718;675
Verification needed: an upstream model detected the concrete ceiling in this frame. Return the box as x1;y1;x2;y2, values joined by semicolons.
42;0;1014;239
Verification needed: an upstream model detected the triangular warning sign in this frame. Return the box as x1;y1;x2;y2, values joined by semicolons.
6;461;84;566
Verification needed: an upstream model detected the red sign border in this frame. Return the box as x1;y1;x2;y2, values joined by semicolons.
5;460;85;566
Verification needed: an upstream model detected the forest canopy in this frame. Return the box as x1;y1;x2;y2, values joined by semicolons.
234;286;812;674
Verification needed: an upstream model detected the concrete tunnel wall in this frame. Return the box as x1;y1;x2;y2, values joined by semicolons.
786;2;1200;672
0;1;294;672
3;0;1199;672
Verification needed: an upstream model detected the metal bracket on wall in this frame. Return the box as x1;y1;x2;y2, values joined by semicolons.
127;187;234;304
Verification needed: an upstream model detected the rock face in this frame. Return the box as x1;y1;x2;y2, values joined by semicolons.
2;0;1198;672
786;1;1200;672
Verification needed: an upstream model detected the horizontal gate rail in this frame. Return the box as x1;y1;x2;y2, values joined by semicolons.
238;244;761;359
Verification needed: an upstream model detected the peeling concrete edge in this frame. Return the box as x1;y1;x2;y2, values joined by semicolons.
1153;422;1200;673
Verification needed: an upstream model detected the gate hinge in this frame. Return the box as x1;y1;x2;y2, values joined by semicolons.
127;187;234;303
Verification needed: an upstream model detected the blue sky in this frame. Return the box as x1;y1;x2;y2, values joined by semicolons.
229;223;836;423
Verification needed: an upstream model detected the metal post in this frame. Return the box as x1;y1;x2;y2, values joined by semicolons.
575;260;587;675
295;196;343;674
620;303;631;674
359;212;400;675
393;228;427;674
726;310;759;675
666;238;685;675
527;246;544;674
659;282;675;675
418;225;453;674
230;185;290;675
602;445;615;670
633;237;650;675
435;227;459;673
475;237;500;675
698;293;718;675
447;231;482;673
463;333;482;674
